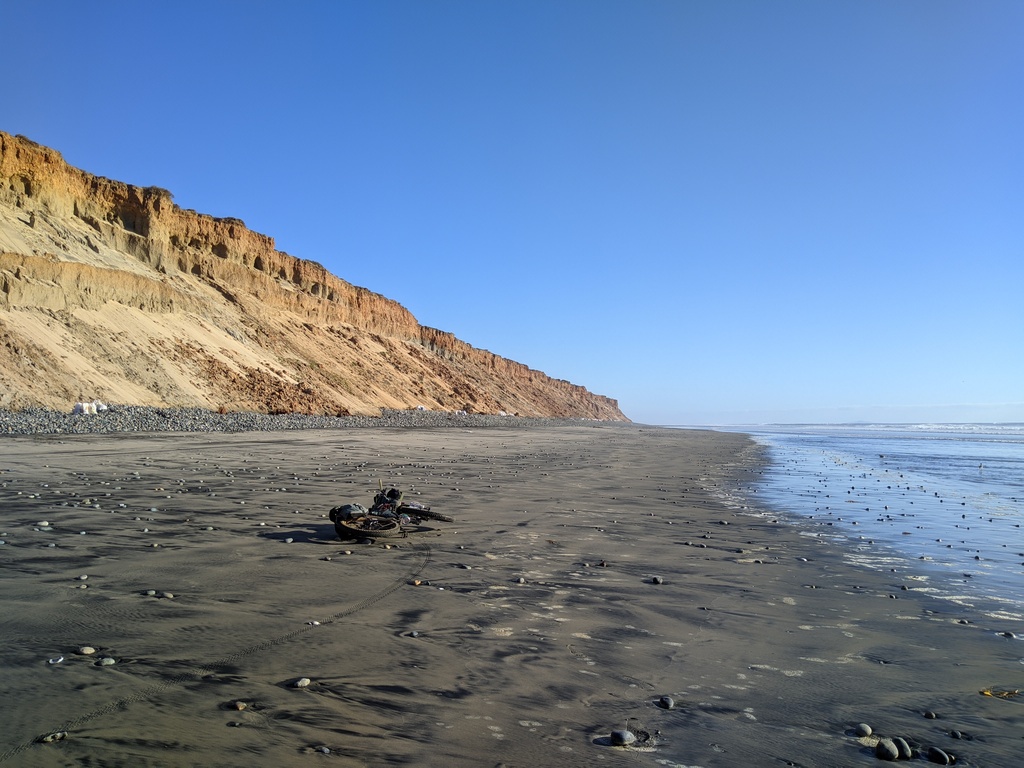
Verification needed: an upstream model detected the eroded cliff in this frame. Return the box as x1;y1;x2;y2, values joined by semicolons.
0;131;626;420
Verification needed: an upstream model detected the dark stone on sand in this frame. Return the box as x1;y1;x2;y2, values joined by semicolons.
924;710;938;719
855;723;872;737
927;746;952;765
892;736;912;759
652;576;664;585
657;695;675;710
875;738;900;761
610;729;636;746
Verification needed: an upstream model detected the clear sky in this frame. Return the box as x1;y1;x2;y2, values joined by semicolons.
4;1;1022;425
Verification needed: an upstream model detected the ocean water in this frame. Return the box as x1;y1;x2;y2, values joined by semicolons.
726;424;1024;618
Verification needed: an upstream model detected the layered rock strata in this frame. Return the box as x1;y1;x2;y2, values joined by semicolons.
0;131;625;419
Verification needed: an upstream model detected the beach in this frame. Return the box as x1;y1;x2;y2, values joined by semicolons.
1;424;1022;767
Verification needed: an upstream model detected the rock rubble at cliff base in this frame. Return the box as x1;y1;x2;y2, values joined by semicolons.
0;405;617;436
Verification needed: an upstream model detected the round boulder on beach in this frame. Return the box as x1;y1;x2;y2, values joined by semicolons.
891;736;912;759
610;729;636;746
875;738;899;761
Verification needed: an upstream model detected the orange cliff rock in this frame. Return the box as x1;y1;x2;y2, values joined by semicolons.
0;131;627;420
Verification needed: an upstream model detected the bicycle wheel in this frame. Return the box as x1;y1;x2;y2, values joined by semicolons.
410;508;454;523
335;515;403;539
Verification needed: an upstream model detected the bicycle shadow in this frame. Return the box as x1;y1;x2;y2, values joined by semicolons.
260;524;339;544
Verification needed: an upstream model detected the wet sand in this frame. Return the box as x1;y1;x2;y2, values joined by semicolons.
1;425;1021;767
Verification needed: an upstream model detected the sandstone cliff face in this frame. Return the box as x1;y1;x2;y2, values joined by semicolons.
0;131;626;420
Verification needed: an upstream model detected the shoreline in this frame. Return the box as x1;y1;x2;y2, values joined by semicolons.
1;425;1021;766
741;425;1024;622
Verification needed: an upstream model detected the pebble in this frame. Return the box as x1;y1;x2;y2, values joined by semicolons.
927;746;952;765
47;656;64;664
892;736;912;759
651;576;664;585
39;731;68;743
855;723;872;737
293;677;311;688
657;696;675;710
78;646;96;655
610;729;636;746
0;406;595;436
923;710;938;719
97;657;116;666
875;738;899;761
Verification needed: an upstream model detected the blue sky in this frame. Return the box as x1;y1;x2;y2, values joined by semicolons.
4;1;1022;424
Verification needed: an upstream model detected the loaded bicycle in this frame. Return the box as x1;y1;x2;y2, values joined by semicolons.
329;484;453;539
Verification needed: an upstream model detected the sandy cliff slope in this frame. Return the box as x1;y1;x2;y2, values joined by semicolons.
0;131;626;419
